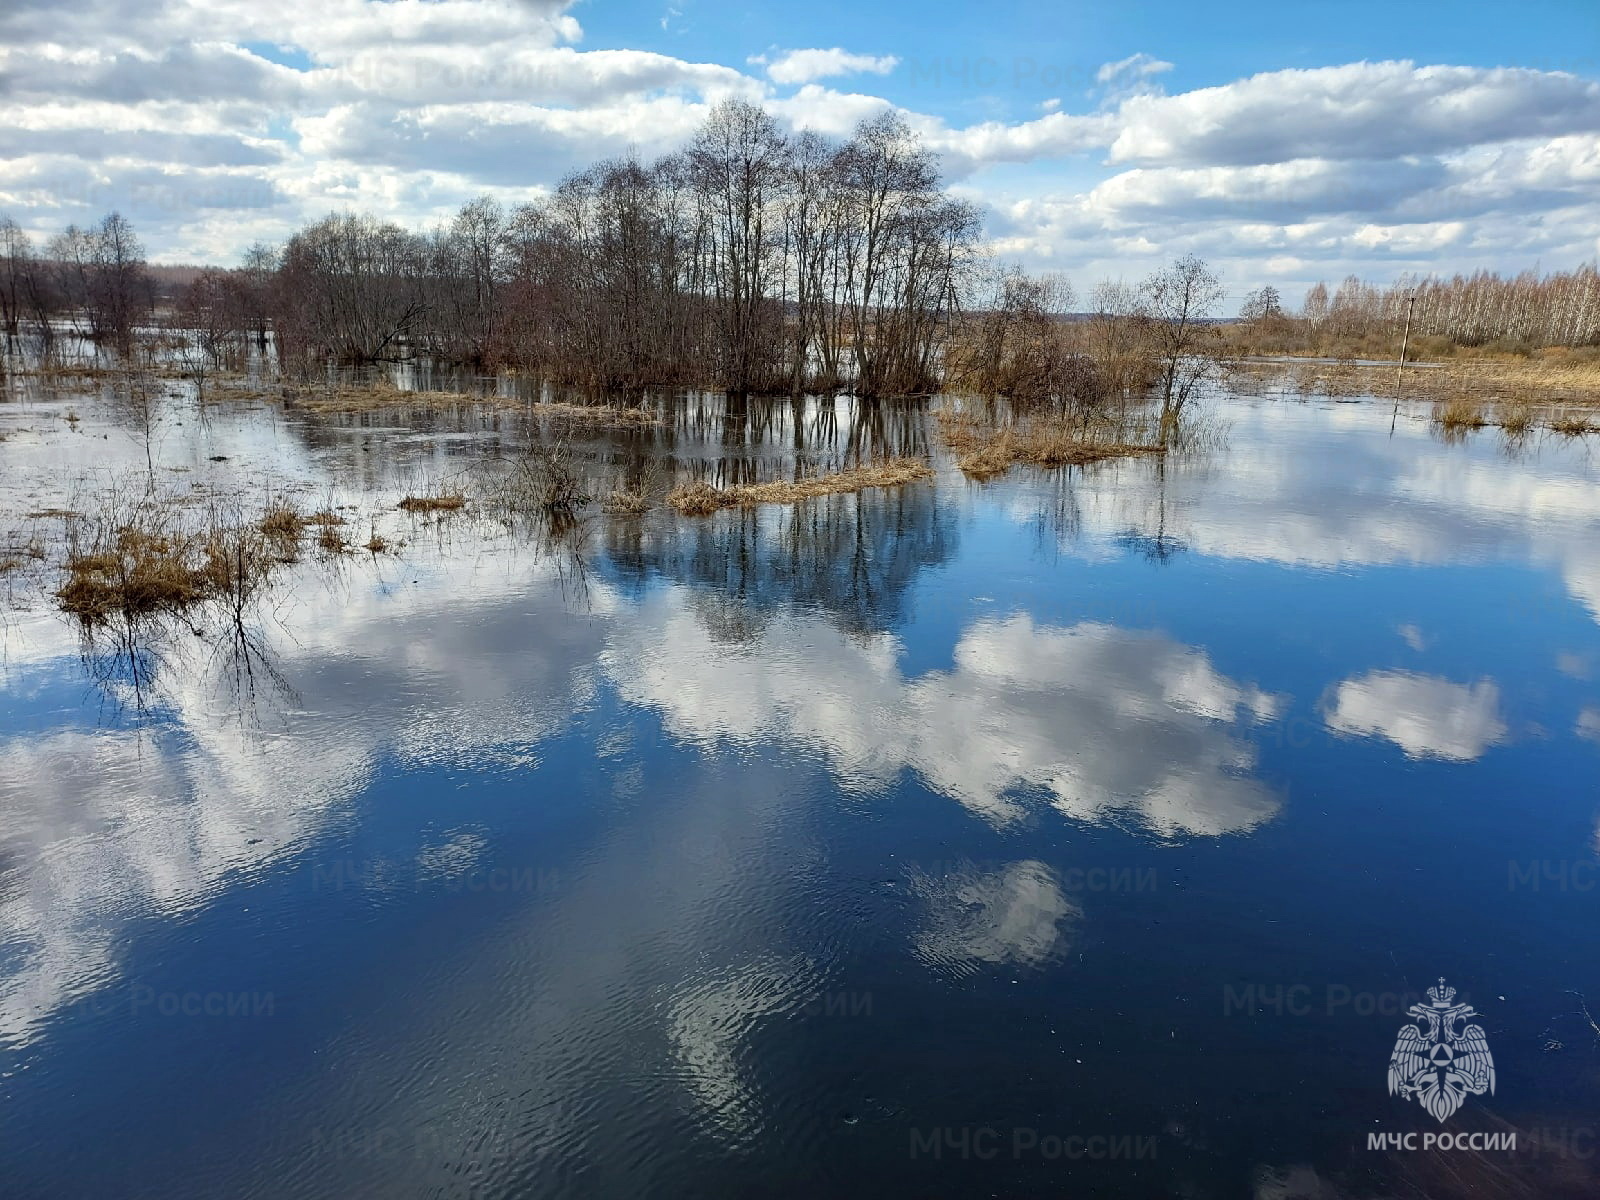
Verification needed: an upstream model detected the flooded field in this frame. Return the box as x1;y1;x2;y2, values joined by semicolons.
2;365;1599;1197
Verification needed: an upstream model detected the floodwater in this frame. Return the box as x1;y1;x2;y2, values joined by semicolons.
1;366;1598;1198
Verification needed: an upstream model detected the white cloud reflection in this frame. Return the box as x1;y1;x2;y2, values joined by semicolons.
603;597;1284;834
906;859;1079;974
1325;670;1507;761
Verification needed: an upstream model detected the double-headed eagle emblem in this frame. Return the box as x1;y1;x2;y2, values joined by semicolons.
1387;978;1495;1123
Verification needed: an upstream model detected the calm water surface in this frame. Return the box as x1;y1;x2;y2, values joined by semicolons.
1;375;1598;1197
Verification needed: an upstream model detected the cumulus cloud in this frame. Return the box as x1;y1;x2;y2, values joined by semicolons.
1020;399;1600;628
1106;62;1600;167
602;596;1285;835
1;0;1597;283
0;545;615;1047
758;47;899;86
1325;671;1507;761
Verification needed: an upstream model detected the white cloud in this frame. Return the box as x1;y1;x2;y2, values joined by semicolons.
906;860;1079;974
1580;706;1600;744
1325;671;1507;761
1106;62;1600;167
602;596;1284;835
759;47;899;86
1096;52;1175;87
1;1;1597;285
1094;52;1175;104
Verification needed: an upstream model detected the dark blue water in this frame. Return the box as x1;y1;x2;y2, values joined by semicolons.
2;385;1598;1197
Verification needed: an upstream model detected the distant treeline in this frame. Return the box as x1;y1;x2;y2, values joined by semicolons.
1235;266;1600;357
5;105;1596;403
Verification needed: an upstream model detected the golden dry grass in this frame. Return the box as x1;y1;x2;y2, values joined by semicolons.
602;488;652;515
1549;413;1599;436
283;378;662;424
397;492;467;513
57;522;278;623
1434;397;1489;430
935;409;1164;479
667;457;933;515
258;504;306;539
1497;399;1535;435
19;363;118;380
1307;355;1600;407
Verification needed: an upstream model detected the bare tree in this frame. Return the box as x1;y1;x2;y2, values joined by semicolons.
1141;254;1224;433
88;213;153;349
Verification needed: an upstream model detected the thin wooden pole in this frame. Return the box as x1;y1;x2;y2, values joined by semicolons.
1390;293;1415;434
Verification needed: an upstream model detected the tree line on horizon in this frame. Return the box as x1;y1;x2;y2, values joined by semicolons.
1235;265;1600;357
3;101;1596;402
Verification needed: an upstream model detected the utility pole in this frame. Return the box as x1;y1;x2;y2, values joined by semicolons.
1391;293;1415;435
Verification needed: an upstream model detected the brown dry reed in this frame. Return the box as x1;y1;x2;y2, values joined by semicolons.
935;409;1164;480
667;458;933;515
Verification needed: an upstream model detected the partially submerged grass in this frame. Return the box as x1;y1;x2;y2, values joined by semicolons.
935;409;1164;480
284;378;661;425
1296;354;1600;408
667;457;933;515
1498;399;1535;436
287;379;474;414
398;491;468;513
19;362;119;380
259;503;306;540
317;522;349;553
10;484;391;626
534;399;663;426
1434;397;1489;430
603;488;652;515
56;506;280;624
1550;412;1599;436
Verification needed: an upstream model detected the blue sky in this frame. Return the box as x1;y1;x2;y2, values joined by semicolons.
586;0;1597;118
2;0;1597;309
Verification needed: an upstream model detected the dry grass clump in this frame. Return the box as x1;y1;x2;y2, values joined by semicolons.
536;400;663;426
1549;413;1598;436
398;491;467;513
667;458;933;515
306;509;346;526
603;488;652;515
283;378;662;425
258;503;306;539
935;409;1164;480
20;362;118;380
56;511;280;624
1497;399;1535;435
287;379;460;413
1316;355;1600;407
1433;397;1488;429
665;481;726;516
